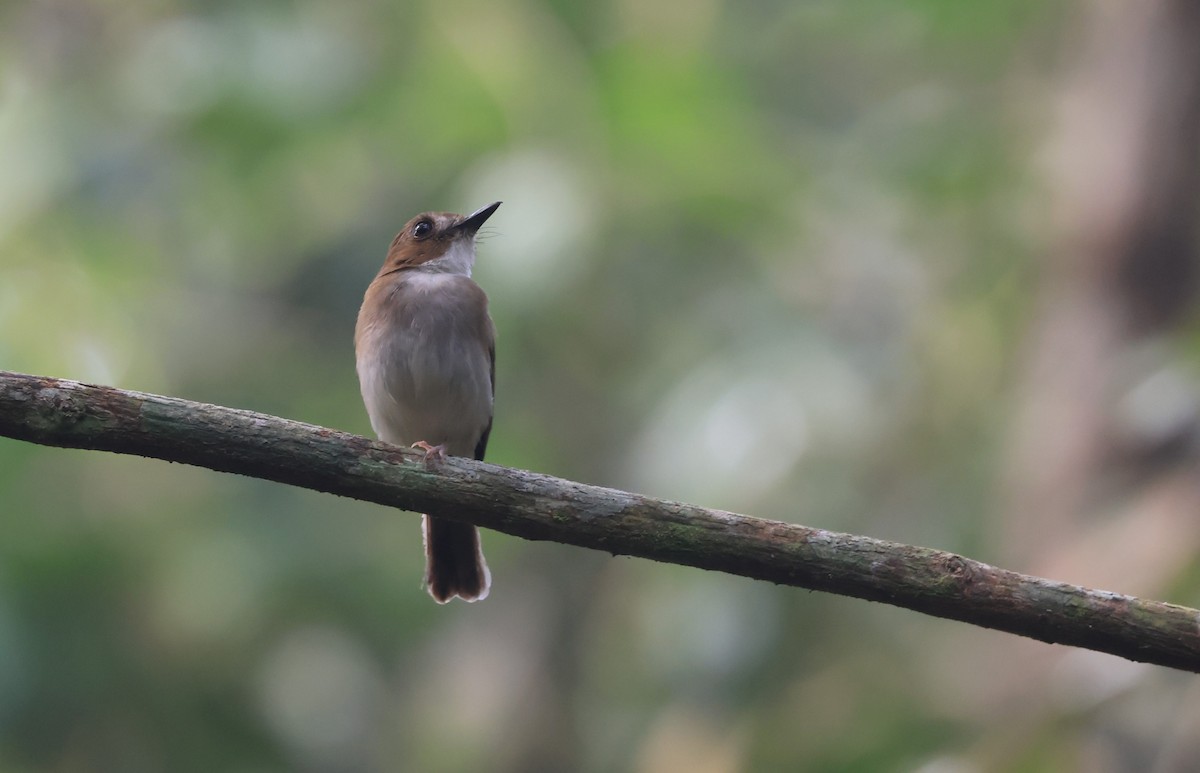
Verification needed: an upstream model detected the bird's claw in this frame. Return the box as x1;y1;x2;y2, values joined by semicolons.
411;441;448;469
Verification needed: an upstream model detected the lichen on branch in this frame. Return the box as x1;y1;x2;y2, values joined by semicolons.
1;369;1198;672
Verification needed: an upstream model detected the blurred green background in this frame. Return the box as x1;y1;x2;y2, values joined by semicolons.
3;0;1200;771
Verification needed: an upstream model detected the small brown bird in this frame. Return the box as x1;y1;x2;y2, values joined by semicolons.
354;202;500;603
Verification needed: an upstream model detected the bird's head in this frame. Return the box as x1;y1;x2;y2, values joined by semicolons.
381;201;501;277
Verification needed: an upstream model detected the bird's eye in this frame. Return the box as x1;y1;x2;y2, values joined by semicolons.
413;220;433;239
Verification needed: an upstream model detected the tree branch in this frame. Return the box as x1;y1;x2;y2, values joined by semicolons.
1;370;1198;672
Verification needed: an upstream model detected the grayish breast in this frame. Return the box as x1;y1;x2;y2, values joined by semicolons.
357;272;493;456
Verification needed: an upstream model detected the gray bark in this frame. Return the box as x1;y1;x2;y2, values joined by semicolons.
2;369;1198;672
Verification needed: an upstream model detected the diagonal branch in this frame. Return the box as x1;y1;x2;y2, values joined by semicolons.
1;369;1198;672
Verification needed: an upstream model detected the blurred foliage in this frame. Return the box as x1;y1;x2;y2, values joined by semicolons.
2;0;1197;771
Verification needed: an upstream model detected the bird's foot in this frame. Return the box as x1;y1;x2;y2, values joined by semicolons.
411;441;448;469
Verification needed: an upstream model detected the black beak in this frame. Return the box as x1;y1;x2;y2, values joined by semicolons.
455;201;502;234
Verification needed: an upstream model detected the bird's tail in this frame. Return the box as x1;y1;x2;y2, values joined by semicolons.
422;515;491;603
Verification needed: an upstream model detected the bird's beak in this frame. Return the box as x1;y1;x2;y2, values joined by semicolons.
455;201;502;234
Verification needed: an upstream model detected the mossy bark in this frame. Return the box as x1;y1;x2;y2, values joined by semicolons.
2;370;1199;671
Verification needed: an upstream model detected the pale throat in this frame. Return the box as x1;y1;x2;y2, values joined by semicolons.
418;238;477;277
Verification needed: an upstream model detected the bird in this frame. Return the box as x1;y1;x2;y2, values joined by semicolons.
354;201;500;603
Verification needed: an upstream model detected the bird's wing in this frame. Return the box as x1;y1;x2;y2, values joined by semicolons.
473;341;495;461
